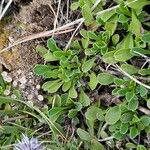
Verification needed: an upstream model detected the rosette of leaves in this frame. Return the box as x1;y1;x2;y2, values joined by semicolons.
104;77;150;141
34;38;83;97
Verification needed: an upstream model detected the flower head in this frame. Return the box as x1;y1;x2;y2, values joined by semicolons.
14;134;46;150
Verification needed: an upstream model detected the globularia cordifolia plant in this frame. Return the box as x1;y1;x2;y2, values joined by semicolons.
14;134;46;150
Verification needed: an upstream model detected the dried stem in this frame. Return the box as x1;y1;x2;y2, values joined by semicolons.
115;64;150;90
138;106;150;116
0;0;13;20
52;0;61;37
98;136;114;142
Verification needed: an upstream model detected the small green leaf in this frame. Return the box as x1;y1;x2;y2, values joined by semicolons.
79;89;90;107
102;50;117;64
129;11;142;37
113;131;124;140
131;47;150;55
80;29;87;38
112;34;120;46
81;38;89;49
97;73;114;85
69;84;78;98
142;33;150;43
53;94;61;107
140;116;150;126
87;31;98;40
121;112;133;123
68;109;78;119
126;143;137;148
147;99;150;109
114;78;125;86
90;139;106;150
0;96;16;104
105;15;118;36
88;72;97;90
42;80;63;93
77;128;92;141
82;4;94;25
48;107;66;122
128;99;139;111
97;111;105;121
82;57;95;73
47;38;61;51
97;9;116;22
116;3;130;16
0;74;5;89
125;91;135;102
114;49;133;62
117;87;129;96
85;106;102;121
121;64;138;75
116;33;134;50
120;123;128;134
105;106;121;125
62;81;72;92
34;64;51;76
137;121;145;131
128;0;150;10
139;69;150;75
118;14;129;23
43;52;58;62
137;145;147;150
71;2;79;10
71;40;81;49
36;45;47;56
130;126;139;139
132;115;140;123
138;85;148;97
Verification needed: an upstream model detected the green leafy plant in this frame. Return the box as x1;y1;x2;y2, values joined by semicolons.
1;0;150;149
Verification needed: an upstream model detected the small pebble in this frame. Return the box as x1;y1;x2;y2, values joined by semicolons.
28;72;33;76
4;90;11;96
27;101;33;106
4;76;12;83
1;71;8;77
17;69;22;75
38;95;44;101
19;76;27;84
28;79;32;83
36;85;41;90
19;84;25;89
12;81;18;87
11;94;17;99
34;90;39;95
27;94;33;100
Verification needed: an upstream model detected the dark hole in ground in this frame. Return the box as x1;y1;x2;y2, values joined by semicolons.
143;5;150;14
19;0;33;5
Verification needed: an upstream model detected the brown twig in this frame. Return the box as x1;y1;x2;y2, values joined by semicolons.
2;115;28;123
138;106;150;116
0;28;74;53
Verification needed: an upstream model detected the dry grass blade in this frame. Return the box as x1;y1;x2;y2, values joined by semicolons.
52;0;61;37
1;0;138;52
65;0;102;50
0;28;74;53
0;0;5;14
1;18;83;52
115;64;150;90
0;0;13;20
65;19;84;50
138;106;150;116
